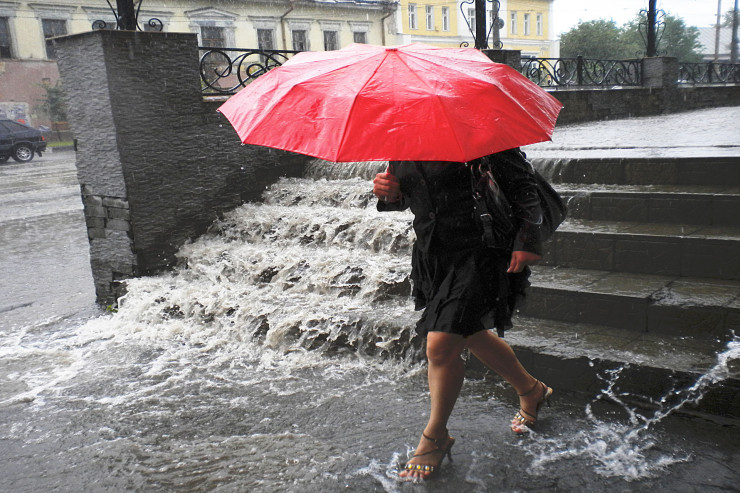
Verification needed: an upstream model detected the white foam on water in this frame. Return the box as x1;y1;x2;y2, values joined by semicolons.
521;336;739;481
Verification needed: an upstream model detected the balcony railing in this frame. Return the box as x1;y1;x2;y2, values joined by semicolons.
520;56;642;88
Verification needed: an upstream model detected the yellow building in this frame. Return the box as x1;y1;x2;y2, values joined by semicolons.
394;0;557;56
0;0;398;126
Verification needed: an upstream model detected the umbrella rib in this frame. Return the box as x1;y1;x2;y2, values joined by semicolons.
334;54;388;161
393;54;469;161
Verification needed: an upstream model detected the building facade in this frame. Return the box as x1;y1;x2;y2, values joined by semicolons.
0;0;397;128
393;0;557;56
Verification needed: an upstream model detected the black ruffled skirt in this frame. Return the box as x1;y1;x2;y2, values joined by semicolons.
411;245;530;338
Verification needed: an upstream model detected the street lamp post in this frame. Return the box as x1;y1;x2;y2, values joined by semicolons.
116;0;136;31
475;0;487;49
646;0;657;56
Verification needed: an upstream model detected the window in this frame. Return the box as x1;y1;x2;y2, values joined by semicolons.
323;30;338;51
408;4;417;30
425;6;434;30
42;19;67;59
201;26;225;47
468;8;475;33
442;7;450;31
257;28;274;51
536;13;543;36
510;11;517;34
353;31;367;44
292;30;307;51
524;13;530;35
0;17;11;58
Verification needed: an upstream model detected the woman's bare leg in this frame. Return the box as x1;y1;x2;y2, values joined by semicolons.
400;331;467;480
465;330;546;425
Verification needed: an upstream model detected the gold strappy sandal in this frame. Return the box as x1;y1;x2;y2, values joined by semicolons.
511;379;553;434
402;432;455;478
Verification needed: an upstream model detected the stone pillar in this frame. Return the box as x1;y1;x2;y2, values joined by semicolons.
53;30;306;304
642;56;679;88
481;49;522;71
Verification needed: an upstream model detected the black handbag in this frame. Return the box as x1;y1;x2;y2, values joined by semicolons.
469;154;566;248
532;167;567;243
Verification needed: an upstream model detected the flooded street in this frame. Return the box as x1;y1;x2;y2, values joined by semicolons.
1;131;739;492
0;152;98;331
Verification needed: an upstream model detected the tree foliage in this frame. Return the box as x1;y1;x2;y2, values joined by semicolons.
560;13;703;61
37;80;68;123
559;20;633;59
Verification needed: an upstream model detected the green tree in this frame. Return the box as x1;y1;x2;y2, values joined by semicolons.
622;13;703;62
722;9;738;27
37;80;68;123
559;20;641;59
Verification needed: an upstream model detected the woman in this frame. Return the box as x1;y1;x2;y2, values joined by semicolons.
372;148;553;480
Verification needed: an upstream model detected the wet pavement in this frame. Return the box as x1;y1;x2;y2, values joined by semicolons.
0;151;98;331
1;108;739;492
526;105;740;159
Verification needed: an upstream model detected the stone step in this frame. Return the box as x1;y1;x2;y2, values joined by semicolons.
558;183;740;226
532;156;740;187
542;219;740;281
491;316;740;420
523;266;740;339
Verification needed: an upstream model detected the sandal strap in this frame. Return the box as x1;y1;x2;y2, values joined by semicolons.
518;379;541;397
421;431;449;448
405;463;435;473
513;411;534;426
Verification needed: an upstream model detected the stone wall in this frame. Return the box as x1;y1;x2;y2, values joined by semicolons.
553;85;740;124
54;31;308;303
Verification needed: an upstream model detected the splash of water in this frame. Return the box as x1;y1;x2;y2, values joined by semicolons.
522;336;739;481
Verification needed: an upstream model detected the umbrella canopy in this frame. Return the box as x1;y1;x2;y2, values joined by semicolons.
218;43;563;163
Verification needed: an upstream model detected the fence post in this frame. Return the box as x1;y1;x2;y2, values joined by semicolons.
576;56;584;86
642;56;678;88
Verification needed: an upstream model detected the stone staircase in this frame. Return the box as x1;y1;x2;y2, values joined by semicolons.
503;156;740;420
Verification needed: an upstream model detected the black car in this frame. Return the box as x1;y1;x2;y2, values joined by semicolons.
0;119;48;163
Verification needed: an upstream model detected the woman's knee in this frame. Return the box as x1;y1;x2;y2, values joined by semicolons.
426;332;465;366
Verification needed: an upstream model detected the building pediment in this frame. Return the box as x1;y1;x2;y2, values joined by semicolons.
185;7;238;22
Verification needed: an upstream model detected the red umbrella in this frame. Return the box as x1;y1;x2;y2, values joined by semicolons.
218;43;562;163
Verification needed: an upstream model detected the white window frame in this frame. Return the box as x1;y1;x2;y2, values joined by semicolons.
425;5;434;31
524;13;530;35
188;8;237;47
441;6;450;32
287;19;311;51
0;11;15;59
536;13;543;36
349;21;370;44
319;20;341;51
510;11;517;35
468;8;475;34
408;3;418;30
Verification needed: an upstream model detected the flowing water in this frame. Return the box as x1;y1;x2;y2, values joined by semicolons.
1;159;738;492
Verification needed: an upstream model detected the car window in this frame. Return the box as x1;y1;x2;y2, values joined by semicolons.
4;121;27;131
0;122;12;132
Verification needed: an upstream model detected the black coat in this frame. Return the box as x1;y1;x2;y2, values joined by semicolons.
378;148;543;255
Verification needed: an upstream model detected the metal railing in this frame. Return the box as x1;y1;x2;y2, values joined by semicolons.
200;47;302;96
198;47;740;95
678;62;740;85
520;56;642;88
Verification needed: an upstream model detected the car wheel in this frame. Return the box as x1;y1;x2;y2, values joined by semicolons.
12;144;34;163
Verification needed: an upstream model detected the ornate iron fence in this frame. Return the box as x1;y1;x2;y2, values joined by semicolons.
199;48;740;95
678;62;740;85
200;47;302;96
520;56;642;88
